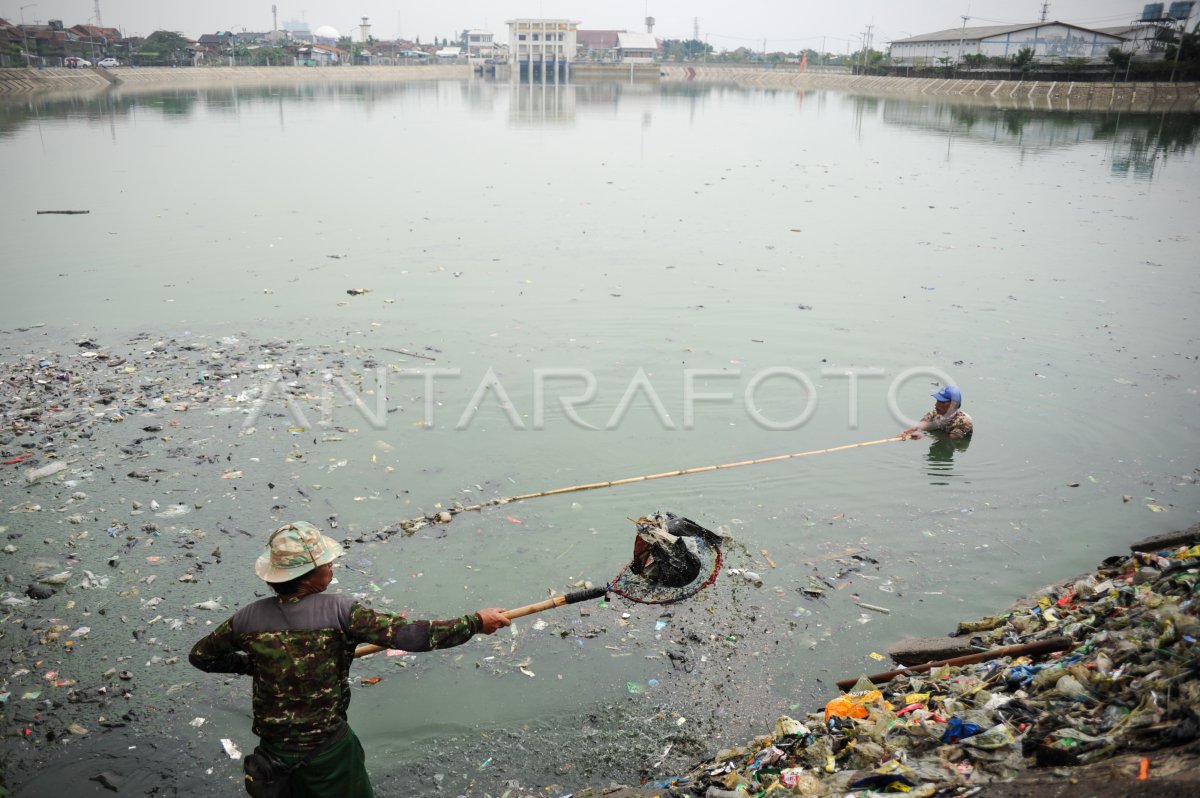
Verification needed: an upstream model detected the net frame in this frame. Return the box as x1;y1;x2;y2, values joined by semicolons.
608;513;724;604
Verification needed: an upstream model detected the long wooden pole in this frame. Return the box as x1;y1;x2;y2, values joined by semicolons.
835;636;1073;690
401;436;904;531
353;586;606;659
505;436;904;502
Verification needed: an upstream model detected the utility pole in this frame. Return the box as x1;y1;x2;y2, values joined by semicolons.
861;25;873;73
19;3;36;66
957;14;969;73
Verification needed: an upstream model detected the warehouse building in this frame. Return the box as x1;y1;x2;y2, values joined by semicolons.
890;22;1129;66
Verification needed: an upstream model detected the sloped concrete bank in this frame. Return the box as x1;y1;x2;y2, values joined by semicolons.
5;65;1199;112
660;66;1200;112
0;64;470;95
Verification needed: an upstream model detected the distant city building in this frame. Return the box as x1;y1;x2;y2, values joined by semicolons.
297;42;340;65
616;31;659;63
577;29;624;62
282;19;313;43
313;25;339;45
69;23;120;46
197;32;234;48
890;22;1129;66
507;18;579;76
465;30;495;59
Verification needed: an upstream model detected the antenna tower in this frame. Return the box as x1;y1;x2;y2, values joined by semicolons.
694;17;700;40
94;0;102;26
1039;3;1050;23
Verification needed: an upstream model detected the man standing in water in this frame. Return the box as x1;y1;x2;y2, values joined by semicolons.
190;522;509;796
900;385;974;441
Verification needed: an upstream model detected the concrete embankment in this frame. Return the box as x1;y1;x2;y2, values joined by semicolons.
4;65;1199;111
660;65;1200;112
0;64;471;96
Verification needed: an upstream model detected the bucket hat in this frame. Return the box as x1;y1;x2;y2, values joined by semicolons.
254;521;343;582
932;385;962;405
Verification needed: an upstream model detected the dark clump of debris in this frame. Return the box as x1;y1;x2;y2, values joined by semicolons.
631;512;722;588
596;527;1200;797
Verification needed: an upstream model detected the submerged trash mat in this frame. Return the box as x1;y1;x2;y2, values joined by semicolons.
610;512;724;605
642;535;1200;797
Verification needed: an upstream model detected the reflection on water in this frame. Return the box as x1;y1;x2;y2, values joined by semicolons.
925;435;972;486
877;99;1200;178
1098;112;1200;178
0;81;448;136
4;80;1197;180
508;79;576;124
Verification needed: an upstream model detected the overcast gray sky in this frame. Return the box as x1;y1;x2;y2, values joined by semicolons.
5;2;1165;49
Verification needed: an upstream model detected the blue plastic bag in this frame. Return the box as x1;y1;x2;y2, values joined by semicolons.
941;716;984;744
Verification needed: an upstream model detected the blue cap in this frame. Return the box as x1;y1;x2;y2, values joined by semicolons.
932;385;962;404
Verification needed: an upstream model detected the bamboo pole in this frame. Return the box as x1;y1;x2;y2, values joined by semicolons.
391;436;904;532
505;436;904;503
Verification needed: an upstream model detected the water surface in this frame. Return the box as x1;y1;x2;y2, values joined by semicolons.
1;77;1198;794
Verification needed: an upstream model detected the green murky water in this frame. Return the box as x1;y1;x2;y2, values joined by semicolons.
1;77;1197;794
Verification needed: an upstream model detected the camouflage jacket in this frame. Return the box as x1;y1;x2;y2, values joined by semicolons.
921;409;974;440
189;593;481;748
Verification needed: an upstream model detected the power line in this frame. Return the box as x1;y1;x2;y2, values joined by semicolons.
699;31;841;43
969;12;1142;25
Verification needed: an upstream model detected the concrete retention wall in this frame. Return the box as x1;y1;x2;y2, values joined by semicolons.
0;65;471;95
4;65;1199;111
660;66;1200;111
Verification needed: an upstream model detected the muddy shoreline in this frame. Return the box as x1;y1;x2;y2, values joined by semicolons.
576;526;1200;798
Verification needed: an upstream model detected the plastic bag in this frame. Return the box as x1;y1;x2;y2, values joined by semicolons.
961;723;1018;750
824;689;888;721
940;716;984;744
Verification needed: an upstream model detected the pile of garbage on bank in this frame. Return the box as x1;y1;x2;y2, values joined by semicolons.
636;530;1199;797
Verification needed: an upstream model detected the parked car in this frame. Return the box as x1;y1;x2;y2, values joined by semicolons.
97;57;119;67
64;57;92;67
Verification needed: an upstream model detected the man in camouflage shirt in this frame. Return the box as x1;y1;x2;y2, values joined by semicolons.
900;385;974;441
190;522;509;796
